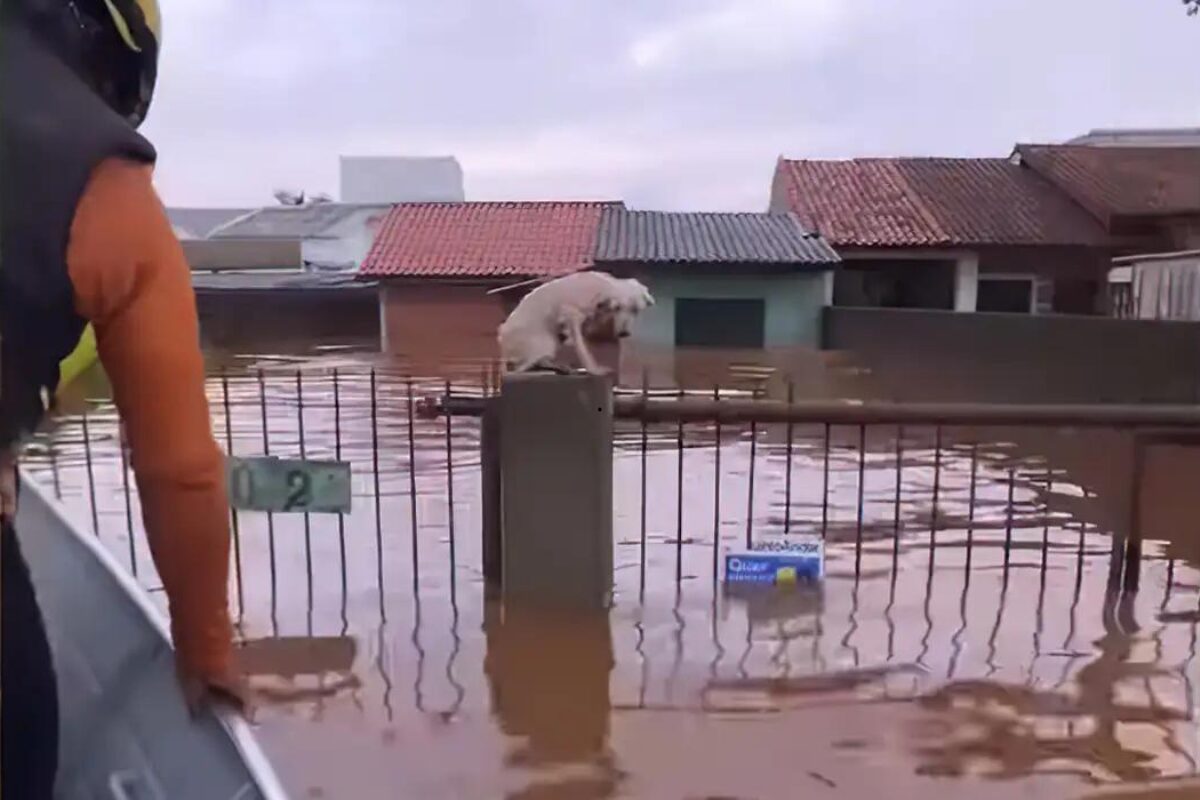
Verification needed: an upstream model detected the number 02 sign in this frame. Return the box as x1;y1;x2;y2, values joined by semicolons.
227;457;352;514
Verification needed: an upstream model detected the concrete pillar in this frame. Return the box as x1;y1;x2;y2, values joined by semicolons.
954;254;979;312
499;373;613;609
822;270;835;306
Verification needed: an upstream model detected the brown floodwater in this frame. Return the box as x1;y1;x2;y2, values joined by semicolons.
21;345;1200;799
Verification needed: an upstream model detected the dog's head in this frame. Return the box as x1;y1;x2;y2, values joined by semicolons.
597;279;655;338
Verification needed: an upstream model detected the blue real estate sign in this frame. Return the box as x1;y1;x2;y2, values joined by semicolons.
724;536;824;585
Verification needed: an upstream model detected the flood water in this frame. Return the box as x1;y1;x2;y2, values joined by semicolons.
22;345;1200;799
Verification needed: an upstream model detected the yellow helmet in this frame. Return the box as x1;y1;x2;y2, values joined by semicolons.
97;0;162;126
59;324;100;392
101;0;159;53
7;0;162;126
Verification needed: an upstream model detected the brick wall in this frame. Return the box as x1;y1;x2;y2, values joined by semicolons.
381;283;508;366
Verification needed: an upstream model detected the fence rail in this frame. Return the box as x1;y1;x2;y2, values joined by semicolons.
425;393;1200;427
427;388;1200;596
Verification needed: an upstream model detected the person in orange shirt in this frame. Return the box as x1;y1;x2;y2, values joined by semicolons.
1;1;245;795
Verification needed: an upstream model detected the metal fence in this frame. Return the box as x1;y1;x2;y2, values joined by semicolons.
21;367;1200;791
437;388;1200;597
23;368;1200;618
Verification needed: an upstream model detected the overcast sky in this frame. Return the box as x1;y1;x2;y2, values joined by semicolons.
145;0;1198;211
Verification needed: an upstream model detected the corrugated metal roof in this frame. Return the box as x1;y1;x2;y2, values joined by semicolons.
191;271;376;293
359;201;616;278
595;209;839;265
211;203;390;240
1067;128;1200;147
777;158;1111;248
1016;145;1200;221
167;207;253;239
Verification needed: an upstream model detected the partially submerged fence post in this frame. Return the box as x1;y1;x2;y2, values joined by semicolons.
498;373;613;609
480;399;502;591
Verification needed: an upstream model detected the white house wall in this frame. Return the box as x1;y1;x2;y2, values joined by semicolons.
339;156;465;204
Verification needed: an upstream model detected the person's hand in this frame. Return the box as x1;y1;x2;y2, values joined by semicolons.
178;663;255;720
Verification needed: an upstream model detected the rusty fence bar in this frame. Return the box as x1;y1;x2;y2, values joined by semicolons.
257;369;278;619
296;371;314;609
406;378;420;593
370;370;386;615
220;372;244;620
332;368;348;612
80;408;100;536
118;426;137;578
445;380;457;600
639;375;649;598
676;390;685;585
712;385;722;582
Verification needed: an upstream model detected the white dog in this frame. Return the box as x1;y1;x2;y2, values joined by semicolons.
498;271;654;374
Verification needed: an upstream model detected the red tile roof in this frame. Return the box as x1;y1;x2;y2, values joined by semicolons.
776;157;1111;249
359;201;617;278
1015;145;1200;223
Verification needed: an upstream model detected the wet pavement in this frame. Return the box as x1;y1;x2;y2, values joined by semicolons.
22;349;1200;799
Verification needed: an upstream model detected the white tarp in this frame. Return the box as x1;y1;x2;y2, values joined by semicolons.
1129;254;1200;321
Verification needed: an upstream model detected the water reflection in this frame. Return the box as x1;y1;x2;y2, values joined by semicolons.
910;593;1190;784
484;603;620;800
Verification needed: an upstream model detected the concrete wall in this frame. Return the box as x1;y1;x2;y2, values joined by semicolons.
340;156;465;204
823;306;1200;403
184;239;303;272
197;291;379;353
630;272;828;349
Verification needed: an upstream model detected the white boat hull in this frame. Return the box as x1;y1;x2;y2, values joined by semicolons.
15;473;288;800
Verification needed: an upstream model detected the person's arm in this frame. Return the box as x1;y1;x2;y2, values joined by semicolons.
66;158;237;694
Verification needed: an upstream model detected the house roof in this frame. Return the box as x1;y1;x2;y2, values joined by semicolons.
210;203;390;240
776;157;1111;249
1067;128;1200;147
1015;145;1200;221
596;208;839;265
191;271;376;293
167;207;253;239
359;201;616;278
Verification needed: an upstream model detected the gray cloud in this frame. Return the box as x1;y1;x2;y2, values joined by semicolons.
145;0;1198;211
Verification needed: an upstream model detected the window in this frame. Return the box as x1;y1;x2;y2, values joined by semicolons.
977;278;1034;313
833;261;955;309
675;298;766;348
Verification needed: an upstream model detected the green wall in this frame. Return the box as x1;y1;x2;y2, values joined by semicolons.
633;272;829;348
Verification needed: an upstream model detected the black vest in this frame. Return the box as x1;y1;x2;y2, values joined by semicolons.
0;22;156;448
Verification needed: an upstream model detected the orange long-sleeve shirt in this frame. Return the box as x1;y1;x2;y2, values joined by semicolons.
66;158;233;680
